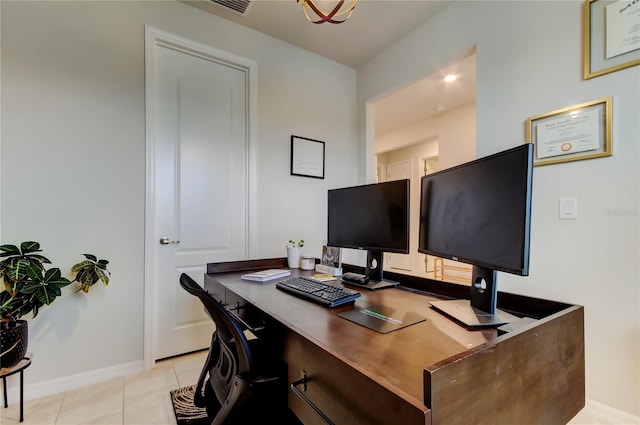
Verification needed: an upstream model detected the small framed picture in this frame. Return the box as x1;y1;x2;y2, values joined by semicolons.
290;135;325;179
525;97;612;166
583;0;640;79
321;246;341;268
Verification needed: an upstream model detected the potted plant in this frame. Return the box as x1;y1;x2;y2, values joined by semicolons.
0;241;110;368
286;240;304;269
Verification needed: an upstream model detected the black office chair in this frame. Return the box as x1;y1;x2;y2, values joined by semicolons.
179;273;287;424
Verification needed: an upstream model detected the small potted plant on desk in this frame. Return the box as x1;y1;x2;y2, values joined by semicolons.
0;241;110;369
286;240;304;269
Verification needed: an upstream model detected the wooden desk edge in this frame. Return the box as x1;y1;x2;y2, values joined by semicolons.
207;259;585;425
424;305;585;425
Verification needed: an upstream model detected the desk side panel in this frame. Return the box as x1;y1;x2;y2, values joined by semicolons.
424;306;585;425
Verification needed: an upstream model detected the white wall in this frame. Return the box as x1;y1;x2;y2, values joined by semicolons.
1;0;356;394
376;102;476;168
358;0;639;419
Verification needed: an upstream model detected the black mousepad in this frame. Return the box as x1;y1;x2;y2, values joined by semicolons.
338;304;426;333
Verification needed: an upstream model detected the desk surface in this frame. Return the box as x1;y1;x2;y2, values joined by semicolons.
205;259;585;425
210;269;490;404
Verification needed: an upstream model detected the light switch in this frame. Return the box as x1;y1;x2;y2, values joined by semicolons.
559;197;578;220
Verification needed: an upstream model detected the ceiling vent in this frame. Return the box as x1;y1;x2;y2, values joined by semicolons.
205;0;253;16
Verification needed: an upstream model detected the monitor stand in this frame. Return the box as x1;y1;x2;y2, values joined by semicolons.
340;272;399;290
429;299;518;328
346;278;399;291
362;251;400;290
430;265;518;328
340;251;401;290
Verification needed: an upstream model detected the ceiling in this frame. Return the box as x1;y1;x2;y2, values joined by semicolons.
374;53;476;135
184;0;476;136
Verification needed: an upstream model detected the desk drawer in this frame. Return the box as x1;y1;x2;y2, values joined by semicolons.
284;331;429;425
204;274;226;304
204;275;267;333
204;274;253;312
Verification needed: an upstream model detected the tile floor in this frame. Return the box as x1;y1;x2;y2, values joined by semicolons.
1;350;208;425
1;349;595;425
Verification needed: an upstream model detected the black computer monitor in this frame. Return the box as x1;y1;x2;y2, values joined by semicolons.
418;144;534;327
328;179;410;285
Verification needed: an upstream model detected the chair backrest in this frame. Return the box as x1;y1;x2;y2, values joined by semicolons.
179;273;253;385
179;273;288;424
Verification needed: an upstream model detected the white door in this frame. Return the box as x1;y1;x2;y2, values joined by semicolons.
145;28;253;361
386;161;412;271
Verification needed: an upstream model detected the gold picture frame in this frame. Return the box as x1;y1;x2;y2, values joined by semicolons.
525;97;612;166
583;0;640;79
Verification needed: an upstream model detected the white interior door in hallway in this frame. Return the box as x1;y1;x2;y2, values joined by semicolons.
145;27;255;361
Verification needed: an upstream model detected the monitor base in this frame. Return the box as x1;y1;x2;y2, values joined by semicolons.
430;299;519;328
342;278;399;291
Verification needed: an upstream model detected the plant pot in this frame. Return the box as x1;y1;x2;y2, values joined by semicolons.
1;319;28;369
286;247;302;269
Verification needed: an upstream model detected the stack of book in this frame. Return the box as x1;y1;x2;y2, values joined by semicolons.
240;269;291;282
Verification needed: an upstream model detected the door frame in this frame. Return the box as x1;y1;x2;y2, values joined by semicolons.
384;159;413;272
143;26;258;370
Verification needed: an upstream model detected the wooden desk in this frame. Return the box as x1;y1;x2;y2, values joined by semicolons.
205;259;584;425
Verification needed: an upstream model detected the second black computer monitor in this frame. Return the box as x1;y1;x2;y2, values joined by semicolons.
418;144;534;327
327;179;410;286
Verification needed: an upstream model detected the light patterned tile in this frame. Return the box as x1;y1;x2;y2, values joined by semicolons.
174;365;201;389
1;352;209;425
79;412;123;425
0;404;22;425
123;365;179;398
56;379;123;425
123;388;176;425
0;391;64;425
2;402;31;424
567;408;593;425
170;350;207;374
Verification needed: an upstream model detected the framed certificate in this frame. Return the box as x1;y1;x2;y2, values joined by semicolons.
525;97;612;166
583;0;640;79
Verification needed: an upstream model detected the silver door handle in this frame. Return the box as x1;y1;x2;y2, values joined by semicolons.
159;237;180;245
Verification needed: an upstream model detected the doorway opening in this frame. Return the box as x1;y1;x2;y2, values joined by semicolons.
372;53;477;282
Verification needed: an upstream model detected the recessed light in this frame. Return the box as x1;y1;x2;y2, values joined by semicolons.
444;74;457;83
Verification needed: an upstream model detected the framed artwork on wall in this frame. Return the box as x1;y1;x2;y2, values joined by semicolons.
583;0;640;79
290;135;325;179
525;97;612;166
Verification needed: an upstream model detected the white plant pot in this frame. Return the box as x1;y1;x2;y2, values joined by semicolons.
286;247;302;268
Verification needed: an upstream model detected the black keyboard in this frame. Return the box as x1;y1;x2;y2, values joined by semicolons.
276;277;361;307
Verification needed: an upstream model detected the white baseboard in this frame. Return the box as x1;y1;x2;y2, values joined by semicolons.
571;399;640;425
3;360;145;402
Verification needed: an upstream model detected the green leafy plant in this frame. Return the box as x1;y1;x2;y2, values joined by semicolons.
0;241;110;321
72;254;110;293
288;239;304;248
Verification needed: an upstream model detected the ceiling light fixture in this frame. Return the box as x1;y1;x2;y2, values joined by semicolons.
444;74;458;83
297;0;359;24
